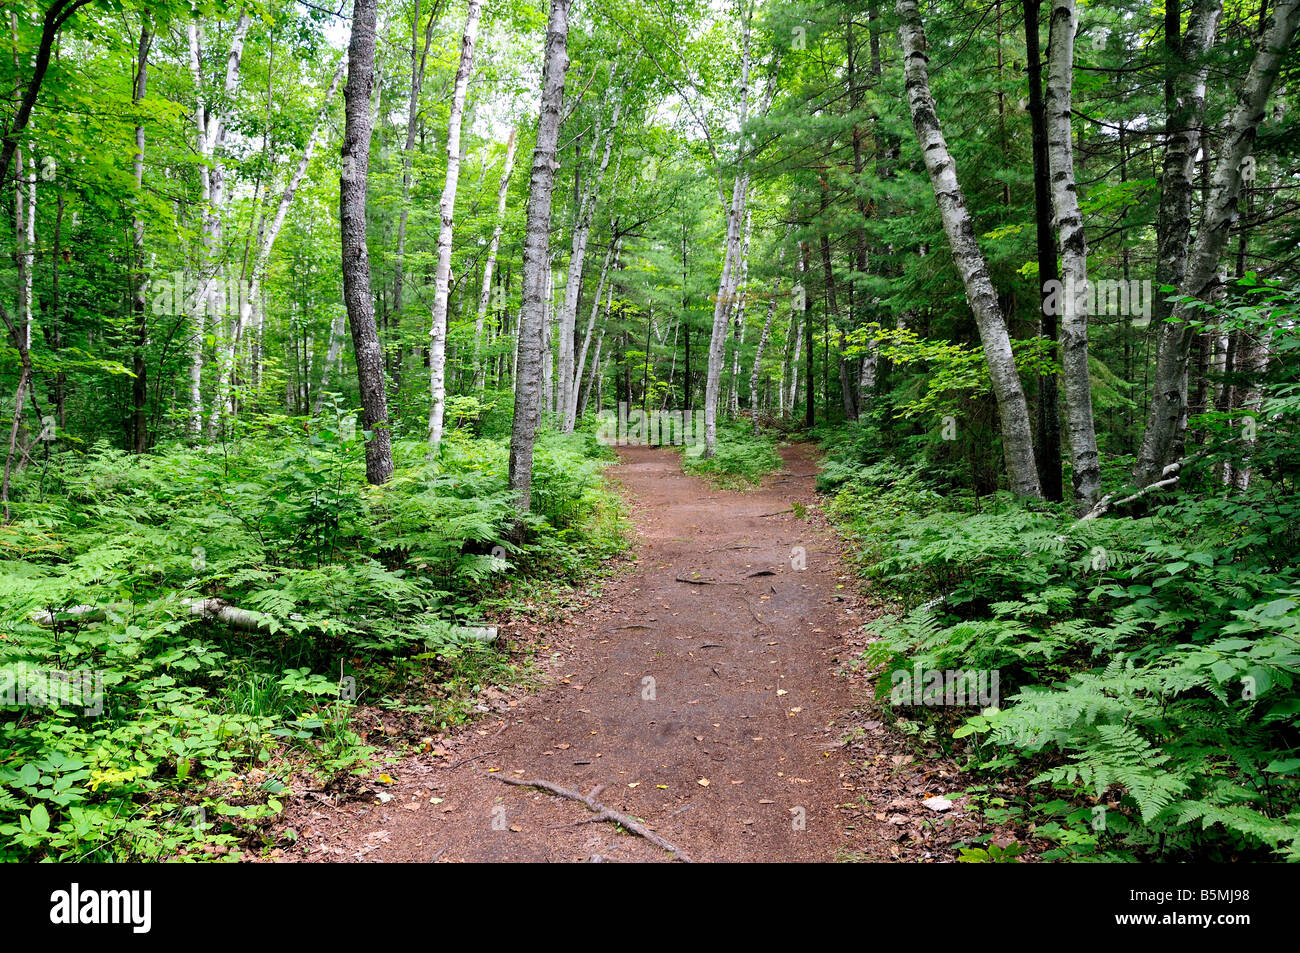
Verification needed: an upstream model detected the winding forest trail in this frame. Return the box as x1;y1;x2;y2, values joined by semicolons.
285;443;890;862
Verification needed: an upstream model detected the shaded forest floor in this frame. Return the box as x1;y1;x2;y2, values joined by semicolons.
265;443;1011;862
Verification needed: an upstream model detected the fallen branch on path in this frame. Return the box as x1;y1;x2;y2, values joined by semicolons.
674;574;744;586
441;749;497;771
490;774;693;862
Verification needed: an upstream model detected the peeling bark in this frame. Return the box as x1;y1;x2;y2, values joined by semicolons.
897;0;1042;498
428;0;482;446
1044;0;1100;507
1135;0;1299;485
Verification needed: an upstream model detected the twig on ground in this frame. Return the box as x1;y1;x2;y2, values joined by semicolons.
441;750;496;770
491;774;693;862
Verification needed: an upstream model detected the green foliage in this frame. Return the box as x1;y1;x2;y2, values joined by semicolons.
681;420;783;487
825;361;1300;860
0;421;626;861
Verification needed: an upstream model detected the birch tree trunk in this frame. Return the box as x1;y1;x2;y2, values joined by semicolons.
750;242;786;434
474;126;519;391
1044;0;1100;507
508;0;572;514
2;145;36;520
702;18;780;455
897;0;1042;498
202;13;251;437
312;308;349;414
1134;0;1299;486
568;239;617;428
786;259;803;415
341;0;394;485
211;54;346;426
428;0;482;446
557;84;625;432
1151;0;1223;334
727;209;752;416
703;10;752;458
130;16;152;453
578;325;605;419
185;22;210;436
393;0;444;385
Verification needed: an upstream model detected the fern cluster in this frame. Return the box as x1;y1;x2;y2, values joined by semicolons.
827;449;1300;861
0;416;627;860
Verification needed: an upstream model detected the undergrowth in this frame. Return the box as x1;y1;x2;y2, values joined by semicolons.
681;418;784;487
823;386;1300;861
0;411;626;860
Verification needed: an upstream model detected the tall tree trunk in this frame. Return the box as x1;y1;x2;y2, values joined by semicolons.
312;308;349;414
428;0;482;446
803;242;814;428
1044;0;1100;507
202;13;252;437
750;242;786;433
787;253;804;415
130;16;153;453
570;239;617;426
557;80;625;432
1023;0;1063;501
211;54;346;426
1;146;36;520
727;209;752;416
341;0;394;485
896;0;1042;498
185;22;210;436
393;0;445;385
704;12;752;457
508;0;572;514
475;126;519;391
1134;0;1298;486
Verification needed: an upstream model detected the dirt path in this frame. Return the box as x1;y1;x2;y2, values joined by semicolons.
282;443;886;862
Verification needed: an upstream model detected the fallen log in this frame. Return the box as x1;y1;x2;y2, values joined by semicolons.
29;600;498;643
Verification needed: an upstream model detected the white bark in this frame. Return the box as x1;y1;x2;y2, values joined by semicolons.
474;126;520;391
1135;0;1299;485
557;77;626;432
702;16;779;455
210;54;346;426
428;0;482;446
1044;0;1101;507
727;208;752;416
897;0;1042;498
186;22;210;435
750;242;786;433
312;307;349;413
567;239;617;428
196;14;251;437
786;253;804;414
